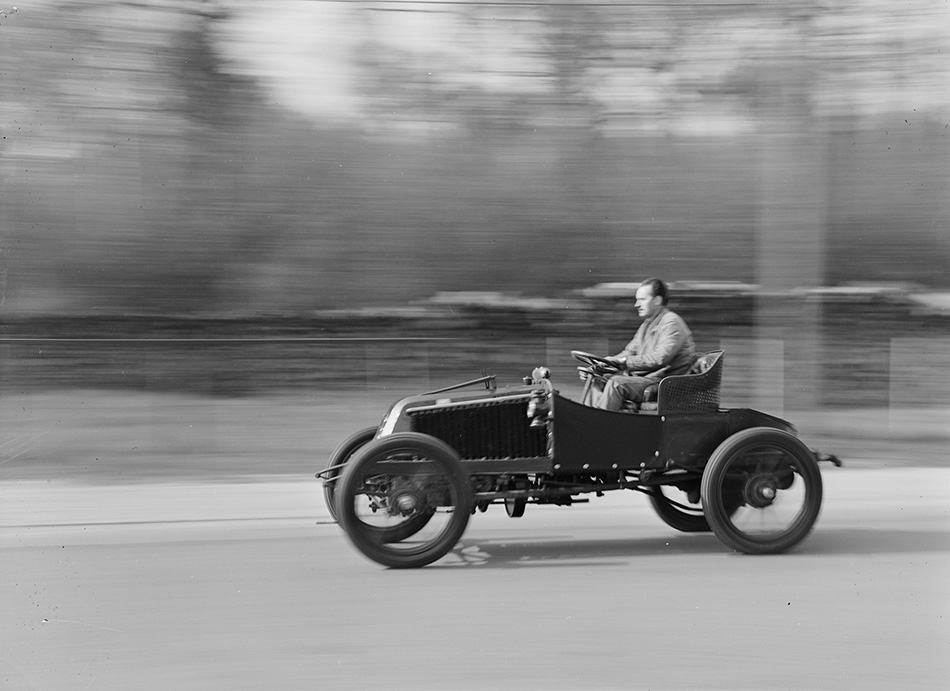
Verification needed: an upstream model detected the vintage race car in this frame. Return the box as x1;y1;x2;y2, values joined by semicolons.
318;350;841;568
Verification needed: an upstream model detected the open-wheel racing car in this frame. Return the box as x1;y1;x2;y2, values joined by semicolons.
318;350;841;568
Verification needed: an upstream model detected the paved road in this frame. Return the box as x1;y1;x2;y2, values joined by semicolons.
3;467;949;690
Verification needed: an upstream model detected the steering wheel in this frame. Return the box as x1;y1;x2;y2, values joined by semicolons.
571;350;622;375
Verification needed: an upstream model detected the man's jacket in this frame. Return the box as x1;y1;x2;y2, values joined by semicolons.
617;307;696;379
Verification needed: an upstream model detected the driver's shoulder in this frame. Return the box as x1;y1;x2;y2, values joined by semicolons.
656;308;688;328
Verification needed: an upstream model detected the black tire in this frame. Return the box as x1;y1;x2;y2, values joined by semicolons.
325;428;433;542
336;433;473;568
323;427;377;522
701;427;823;555
649;484;711;532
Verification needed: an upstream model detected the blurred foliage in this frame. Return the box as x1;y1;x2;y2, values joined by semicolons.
0;0;948;315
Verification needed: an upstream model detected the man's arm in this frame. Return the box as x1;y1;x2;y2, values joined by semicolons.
610;322;646;363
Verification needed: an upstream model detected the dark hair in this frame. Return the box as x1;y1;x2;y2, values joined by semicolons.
640;278;669;305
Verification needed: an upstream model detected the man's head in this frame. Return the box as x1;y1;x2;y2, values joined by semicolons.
634;278;668;319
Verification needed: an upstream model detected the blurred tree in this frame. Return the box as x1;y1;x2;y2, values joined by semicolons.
1;0;948;317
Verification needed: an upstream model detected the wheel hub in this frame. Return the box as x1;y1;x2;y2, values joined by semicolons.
744;474;779;508
390;487;426;517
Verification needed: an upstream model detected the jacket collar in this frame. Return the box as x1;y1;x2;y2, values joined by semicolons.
643;306;669;328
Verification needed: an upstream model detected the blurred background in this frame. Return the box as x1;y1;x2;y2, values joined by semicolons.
1;0;948;477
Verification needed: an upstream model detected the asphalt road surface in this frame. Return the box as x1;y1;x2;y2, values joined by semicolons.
3;467;949;690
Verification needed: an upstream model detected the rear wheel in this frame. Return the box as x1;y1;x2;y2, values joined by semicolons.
649;483;742;533
649;484;710;532
701;428;822;554
336;433;473;568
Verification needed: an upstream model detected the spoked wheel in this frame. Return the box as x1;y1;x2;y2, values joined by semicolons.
650;483;744;533
701;428;823;554
336;433;473;568
649;484;711;532
322;427;377;522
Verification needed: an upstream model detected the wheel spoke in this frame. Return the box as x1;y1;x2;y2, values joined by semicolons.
724;450;807;534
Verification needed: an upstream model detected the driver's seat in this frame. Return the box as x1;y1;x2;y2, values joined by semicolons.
638;350;724;415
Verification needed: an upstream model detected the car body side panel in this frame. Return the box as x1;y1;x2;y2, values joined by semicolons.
549;394;661;471
375;385;798;477
652;409;796;471
655;413;732;470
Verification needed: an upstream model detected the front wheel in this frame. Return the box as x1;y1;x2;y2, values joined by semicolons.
322;426;377;522
336;433;473;568
701;428;823;554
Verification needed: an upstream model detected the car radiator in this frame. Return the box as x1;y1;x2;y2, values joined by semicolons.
408;398;548;461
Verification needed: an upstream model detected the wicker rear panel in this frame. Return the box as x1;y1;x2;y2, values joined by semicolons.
658;352;723;414
409;399;548;461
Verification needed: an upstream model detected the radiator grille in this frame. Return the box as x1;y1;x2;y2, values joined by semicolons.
408;398;548;461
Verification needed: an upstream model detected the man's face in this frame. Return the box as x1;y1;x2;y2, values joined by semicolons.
635;285;662;319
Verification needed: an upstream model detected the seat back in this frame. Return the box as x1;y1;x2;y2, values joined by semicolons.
654;350;724;414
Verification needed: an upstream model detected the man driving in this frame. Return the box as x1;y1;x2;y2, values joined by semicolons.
588;278;697;411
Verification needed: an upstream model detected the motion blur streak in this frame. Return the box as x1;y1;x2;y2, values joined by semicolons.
1;0;948;461
1;1;947;313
